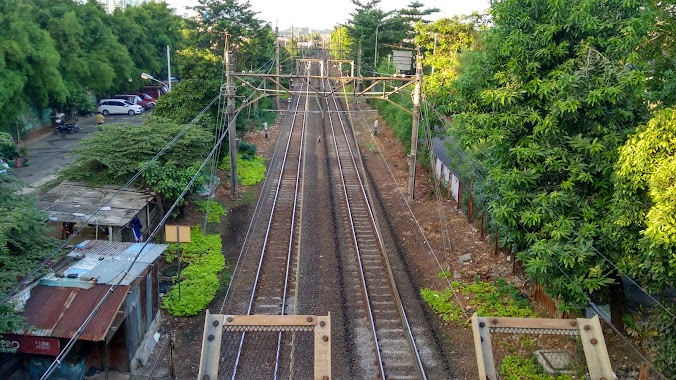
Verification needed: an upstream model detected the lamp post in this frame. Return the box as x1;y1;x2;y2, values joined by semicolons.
140;72;169;88
374;21;385;76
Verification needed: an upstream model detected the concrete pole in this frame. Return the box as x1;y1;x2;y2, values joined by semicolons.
356;41;361;92
275;25;281;110
407;48;423;200
167;45;171;92
226;36;237;198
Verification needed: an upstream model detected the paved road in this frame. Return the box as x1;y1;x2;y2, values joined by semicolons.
14;113;147;193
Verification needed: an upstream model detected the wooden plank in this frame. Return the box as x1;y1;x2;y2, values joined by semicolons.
314;313;331;380
577;315;614;380
471;313;498;380
487;317;580;330
223;314;317;327
197;311;224;380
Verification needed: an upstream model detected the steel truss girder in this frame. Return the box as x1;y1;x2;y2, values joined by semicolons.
198;311;332;380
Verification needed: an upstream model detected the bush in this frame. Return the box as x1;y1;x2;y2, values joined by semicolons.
421;276;537;326
220;153;266;186
162;227;225;316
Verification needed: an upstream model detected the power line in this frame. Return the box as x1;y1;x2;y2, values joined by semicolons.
40;94;251;380
1;95;222;306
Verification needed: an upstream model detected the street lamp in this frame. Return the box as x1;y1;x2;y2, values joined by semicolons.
140;72;169;89
374;21;385;75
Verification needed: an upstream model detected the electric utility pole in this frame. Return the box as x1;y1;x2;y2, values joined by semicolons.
225;34;237;198
275;25;281;110
407;48;423;200
356;41;362;93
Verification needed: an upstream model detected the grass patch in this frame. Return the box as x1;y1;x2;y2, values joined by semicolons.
500;355;573;380
220;153;266;186
162;227;225;316
194;199;226;223
421;275;537;326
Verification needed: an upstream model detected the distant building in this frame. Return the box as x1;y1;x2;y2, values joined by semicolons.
0;240;168;378
93;0;155;13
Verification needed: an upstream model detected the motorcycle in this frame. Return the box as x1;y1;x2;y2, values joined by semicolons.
53;113;80;135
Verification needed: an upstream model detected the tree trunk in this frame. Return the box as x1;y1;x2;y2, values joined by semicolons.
609;271;627;333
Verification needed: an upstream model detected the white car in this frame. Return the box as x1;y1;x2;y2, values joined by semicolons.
0;158;10;175
98;99;144;116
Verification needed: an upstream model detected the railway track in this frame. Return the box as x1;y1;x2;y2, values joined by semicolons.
216;57;428;379
217;63;313;379
323;68;426;379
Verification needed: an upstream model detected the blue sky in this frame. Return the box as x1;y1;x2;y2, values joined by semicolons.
164;0;490;30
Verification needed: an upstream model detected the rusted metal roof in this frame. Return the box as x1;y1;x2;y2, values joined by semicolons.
18;284;128;341
38;181;155;227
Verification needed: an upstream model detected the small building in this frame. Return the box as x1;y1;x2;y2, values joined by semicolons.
38;181;161;242
1;240;167;378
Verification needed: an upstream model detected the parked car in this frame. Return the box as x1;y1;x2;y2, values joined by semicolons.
141;85;167;99
126;92;158;106
0;158;10;175
113;94;155;110
98;99;143;116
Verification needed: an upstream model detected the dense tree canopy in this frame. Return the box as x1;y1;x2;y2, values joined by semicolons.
447;0;650;307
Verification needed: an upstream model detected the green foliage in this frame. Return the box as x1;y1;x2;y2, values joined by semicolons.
648;304;676;378
500;355;573;380
0;133;16;161
369;91;413;150
613;108;676;292
421;277;537;326
220;153;266;186
195;200;227;224
61;119;212;206
414;17;478;101
347;0;409;65
162;227;225;316
0;175;59;346
330;26;353;60
188;0;275;71
445;0;650;306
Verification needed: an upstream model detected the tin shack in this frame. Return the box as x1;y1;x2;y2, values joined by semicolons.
2;240;167;378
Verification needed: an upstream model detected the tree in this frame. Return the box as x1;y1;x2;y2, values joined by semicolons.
188;0;275;71
613;108;676;292
414;17;478;103
641;0;676;107
447;0;650;309
400;0;439;25
60;119;212;207
330;26;354;60
348;0;408;68
109;2;185;87
0;0;66;133
0;175;58;348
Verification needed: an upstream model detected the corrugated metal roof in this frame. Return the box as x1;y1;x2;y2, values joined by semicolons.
40;240;167;286
38;181;155;226
19;285;128;341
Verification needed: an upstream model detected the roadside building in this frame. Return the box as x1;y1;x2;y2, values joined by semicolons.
38;181;161;242
0;240;167;378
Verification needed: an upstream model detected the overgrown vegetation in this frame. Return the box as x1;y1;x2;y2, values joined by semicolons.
421;276;537;326
220;152;266;186
162;227;226;316
500;355;573;380
0;176;59;350
195;200;227;224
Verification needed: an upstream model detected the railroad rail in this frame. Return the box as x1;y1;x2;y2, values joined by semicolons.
323;66;427;379
216;63;312;379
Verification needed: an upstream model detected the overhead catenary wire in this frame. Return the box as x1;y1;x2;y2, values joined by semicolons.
347;90;466;313
1;94;222;306
40;92;254;380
